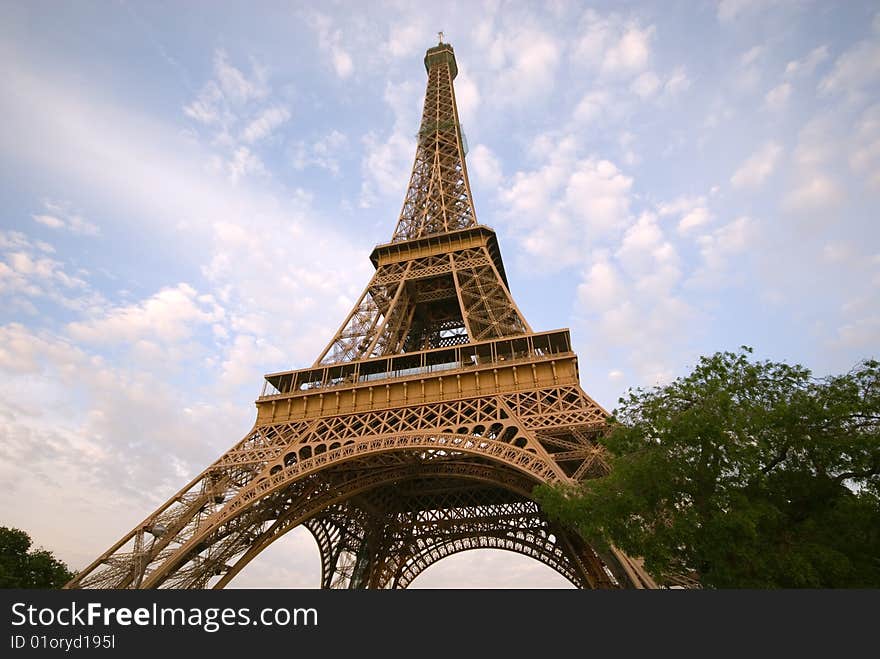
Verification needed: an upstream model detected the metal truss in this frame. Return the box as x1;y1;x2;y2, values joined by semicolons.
66;385;651;590
315;243;531;365
67;40;663;591
304;494;616;590
391;43;476;242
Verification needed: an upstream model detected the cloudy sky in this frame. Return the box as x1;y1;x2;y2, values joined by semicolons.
1;0;878;588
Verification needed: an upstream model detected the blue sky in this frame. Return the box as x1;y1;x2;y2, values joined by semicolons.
1;0;878;588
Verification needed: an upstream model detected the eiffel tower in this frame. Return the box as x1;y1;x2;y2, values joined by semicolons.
67;40;657;590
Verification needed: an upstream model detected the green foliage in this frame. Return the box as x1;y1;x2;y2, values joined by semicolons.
0;526;75;588
534;348;880;588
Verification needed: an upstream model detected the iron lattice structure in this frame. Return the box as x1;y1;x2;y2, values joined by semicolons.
67;42;657;590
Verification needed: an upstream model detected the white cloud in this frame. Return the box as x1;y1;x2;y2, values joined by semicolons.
0;321;255;568
333;50;354;78
821;241;855;264
67;283;223;345
0;259;40;299
692;216;754;284
32;201;99;236
223;146;266;183
8;252;59;280
359;131;415;207
818;39;880;98
834;315;880;352
618;131;640;166
291;130;348;175
783;116;844;212
314;130;347;156
831;273;880;353
468;144;503;187
657;195;705;217
603;24;654;76
498;139;634;267
616;212;682;296
617;212;664;262
664;67;691;96
578;251;625;310
732;45;769;92
199;189;369;369
0;231;95;310
184;50;268;129
32;214;64;229
785;45;829;78
657;195;713;235
383;22;425;59
575;245;695;387
309;12;354;79
453;67;481;123
182;49;285;182
572;187;743;386
472;18;505;69
718;0;771;23
359;80;421;207
183;81;225;126
731;45;775;95
491;28;560;103
740;45;765;67
2;46;368;380
574;11;655;77
564;159;633;233
730;141;783;188
792;116;837;169
765;82;792;111
850;104;880;188
631;71;661;98
219;333;286;389
383;78;423;125
66;215;100;236
573;90;610;123
241;106;291;144
679;207;712;233
0;323;84;374
214;50;268;103
783;174;842;212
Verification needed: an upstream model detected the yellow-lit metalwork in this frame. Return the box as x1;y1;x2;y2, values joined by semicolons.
66;41;656;590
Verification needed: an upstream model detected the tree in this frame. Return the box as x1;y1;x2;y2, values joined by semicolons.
534;348;880;588
0;526;75;588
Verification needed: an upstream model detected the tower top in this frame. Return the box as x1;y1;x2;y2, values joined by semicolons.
424;41;457;79
390;40;473;242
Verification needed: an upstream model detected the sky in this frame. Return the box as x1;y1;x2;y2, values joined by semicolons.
0;0;878;589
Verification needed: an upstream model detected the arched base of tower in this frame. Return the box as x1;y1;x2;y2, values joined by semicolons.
206;463;648;590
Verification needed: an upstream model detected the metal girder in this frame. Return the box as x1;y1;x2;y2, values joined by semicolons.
315;242;531;366
66;394;633;590
392;44;476;242
66;40;664;592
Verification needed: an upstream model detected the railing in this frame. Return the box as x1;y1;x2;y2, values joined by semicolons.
259;329;573;399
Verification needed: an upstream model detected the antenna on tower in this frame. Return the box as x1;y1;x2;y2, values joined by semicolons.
438;30;445;44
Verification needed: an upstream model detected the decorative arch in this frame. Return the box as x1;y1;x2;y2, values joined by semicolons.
399;540;580;589
138;431;563;588
208;457;540;589
70;427;641;591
